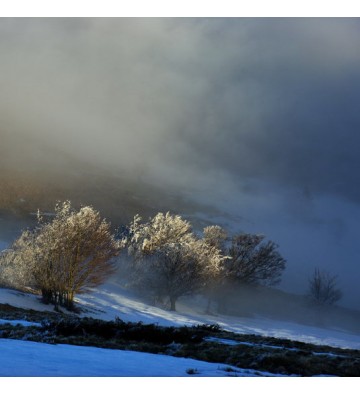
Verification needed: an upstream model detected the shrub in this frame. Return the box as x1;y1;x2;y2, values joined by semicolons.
5;201;120;309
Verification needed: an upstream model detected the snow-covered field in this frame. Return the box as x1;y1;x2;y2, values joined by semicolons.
0;338;283;377
79;283;360;350
1;278;359;351
0;284;287;377
0;275;359;378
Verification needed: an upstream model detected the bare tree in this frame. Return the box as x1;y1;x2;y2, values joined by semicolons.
126;212;224;311
6;201;120;309
225;234;286;287
202;231;286;313
308;268;342;306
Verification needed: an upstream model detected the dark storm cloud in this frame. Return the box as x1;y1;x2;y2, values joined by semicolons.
1;18;360;308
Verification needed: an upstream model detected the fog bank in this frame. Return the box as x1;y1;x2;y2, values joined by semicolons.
1;18;360;309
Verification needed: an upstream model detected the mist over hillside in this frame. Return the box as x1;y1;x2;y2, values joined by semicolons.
0;130;221;226
1;18;360;310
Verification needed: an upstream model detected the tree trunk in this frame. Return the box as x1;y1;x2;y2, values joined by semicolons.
63;291;75;311
217;298;228;314
169;296;177;311
205;297;214;314
41;289;52;305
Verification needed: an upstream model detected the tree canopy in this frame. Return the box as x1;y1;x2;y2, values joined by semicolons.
4;201;120;309
125;212;224;310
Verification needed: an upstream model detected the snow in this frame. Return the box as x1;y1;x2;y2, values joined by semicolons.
1;279;359;350
0;269;359;377
205;336;242;346
76;281;360;350
0;338;283;377
0;288;56;312
0;318;41;327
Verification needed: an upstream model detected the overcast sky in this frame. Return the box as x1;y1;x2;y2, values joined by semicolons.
1;18;360;309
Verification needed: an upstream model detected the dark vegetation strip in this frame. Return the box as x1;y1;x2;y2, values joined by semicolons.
0;304;359;376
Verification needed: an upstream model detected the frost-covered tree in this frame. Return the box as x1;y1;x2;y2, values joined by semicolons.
6;201;120;309
225;234;286;287
125;212;224;311
202;225;228;312
0;233;38;290
203;225;228;251
308;268;342;306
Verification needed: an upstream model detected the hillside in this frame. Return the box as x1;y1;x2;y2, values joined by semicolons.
1;277;359;350
0;131;219;226
0;198;359;377
0;273;359;377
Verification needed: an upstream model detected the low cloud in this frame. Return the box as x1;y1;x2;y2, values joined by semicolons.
1;18;360;309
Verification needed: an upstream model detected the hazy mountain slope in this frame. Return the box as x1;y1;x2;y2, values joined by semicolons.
0;130;221;227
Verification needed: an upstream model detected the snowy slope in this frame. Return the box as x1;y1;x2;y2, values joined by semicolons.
1;280;359;350
0;277;359;377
